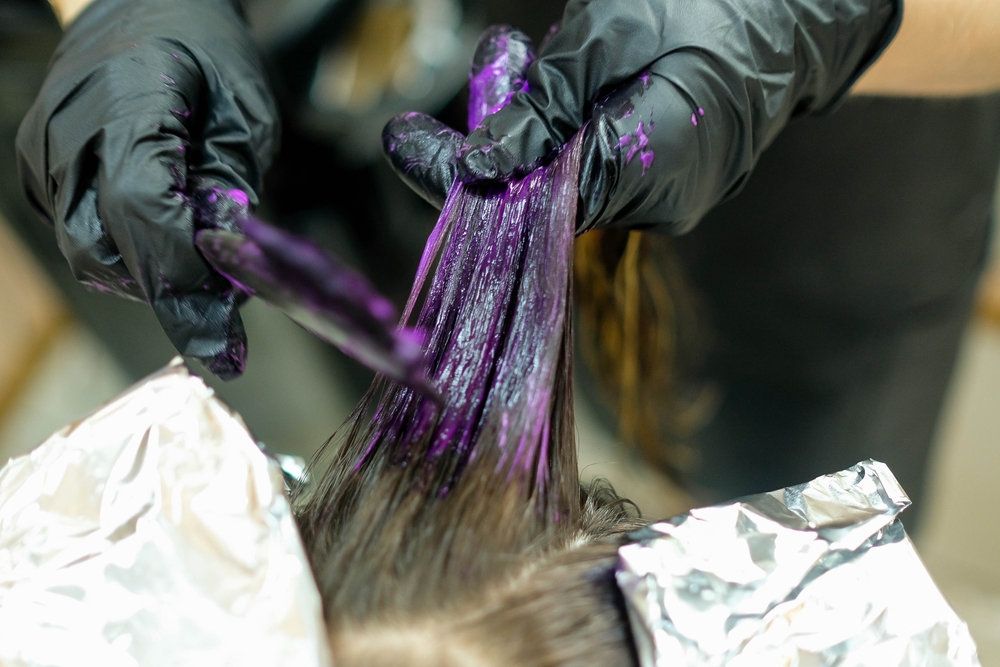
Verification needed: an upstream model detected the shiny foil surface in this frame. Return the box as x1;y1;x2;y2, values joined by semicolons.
0;359;332;667
617;460;980;667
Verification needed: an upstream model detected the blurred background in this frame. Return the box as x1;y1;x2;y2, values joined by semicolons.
1;0;998;663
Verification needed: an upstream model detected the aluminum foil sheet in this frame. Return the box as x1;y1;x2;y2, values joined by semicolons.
0;358;332;667
617;460;980;667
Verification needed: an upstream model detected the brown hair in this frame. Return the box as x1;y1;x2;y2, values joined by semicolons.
574;229;713;478
295;351;645;666
290;227;716;666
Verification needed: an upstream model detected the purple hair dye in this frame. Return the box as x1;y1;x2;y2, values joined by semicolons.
349;130;583;514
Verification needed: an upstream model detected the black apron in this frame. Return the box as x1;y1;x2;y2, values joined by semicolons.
673;95;1000;526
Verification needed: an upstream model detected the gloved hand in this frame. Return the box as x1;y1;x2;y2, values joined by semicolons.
383;0;900;233
381;26;536;211
17;0;279;379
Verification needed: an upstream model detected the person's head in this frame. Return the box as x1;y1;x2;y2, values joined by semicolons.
294;382;645;667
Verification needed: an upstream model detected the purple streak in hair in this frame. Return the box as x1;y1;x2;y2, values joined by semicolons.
289;24;582;520
352;130;583;506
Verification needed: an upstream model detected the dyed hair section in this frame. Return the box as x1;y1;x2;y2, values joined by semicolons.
294;133;643;666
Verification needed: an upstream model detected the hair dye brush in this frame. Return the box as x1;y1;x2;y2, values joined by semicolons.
195;217;435;397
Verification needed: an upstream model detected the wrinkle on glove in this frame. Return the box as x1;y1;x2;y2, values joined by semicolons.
17;0;279;379
457;0;901;232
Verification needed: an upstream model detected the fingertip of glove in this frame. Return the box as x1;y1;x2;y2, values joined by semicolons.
380;112;412;158
191;313;248;380
152;287;249;380
381;112;463;208
457;132;518;183
472;25;535;73
457;148;501;183
381;112;461;153
201;340;247;380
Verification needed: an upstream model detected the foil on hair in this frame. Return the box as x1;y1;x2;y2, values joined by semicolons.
0;359;332;667
617;460;980;666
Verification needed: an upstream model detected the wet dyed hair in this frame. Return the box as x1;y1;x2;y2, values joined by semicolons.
293;135;646;667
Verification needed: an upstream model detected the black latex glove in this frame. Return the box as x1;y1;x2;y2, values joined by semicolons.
17;0;279;379
384;0;900;233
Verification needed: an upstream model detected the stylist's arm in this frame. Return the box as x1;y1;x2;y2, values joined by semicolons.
18;0;279;378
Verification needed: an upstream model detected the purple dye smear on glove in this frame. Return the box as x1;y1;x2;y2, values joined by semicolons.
195;218;432;395
606;75;658;176
618;120;656;174
468;26;535;132
352;130;584;512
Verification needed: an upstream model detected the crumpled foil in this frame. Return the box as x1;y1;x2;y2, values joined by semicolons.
617;460;980;667
0;358;332;667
